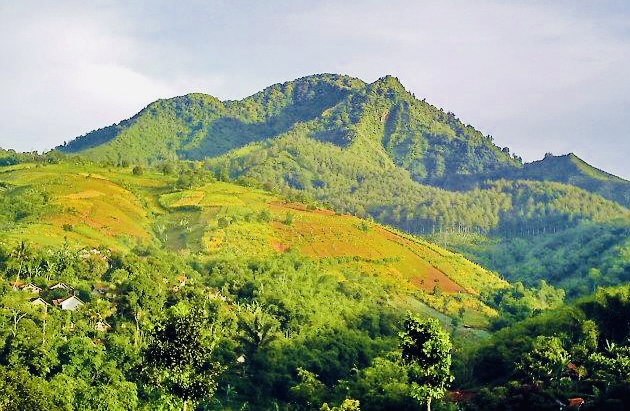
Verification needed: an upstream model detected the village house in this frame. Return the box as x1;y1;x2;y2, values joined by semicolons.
567;398;585;408
52;295;85;311
9;280;24;290
10;282;42;294
30;297;51;308
95;320;111;332
50;282;72;291
93;284;109;295
172;275;190;292
22;283;42;294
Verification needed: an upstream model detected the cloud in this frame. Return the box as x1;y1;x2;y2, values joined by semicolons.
0;2;162;149
0;0;628;179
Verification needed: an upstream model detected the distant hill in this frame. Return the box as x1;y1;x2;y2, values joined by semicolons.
58;74;520;182
515;153;630;207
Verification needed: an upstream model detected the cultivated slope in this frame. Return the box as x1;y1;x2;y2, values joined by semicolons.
0;161;506;324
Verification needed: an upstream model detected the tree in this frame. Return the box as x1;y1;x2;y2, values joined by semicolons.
119;271;165;347
321;398;361;411
8;241;31;286
345;353;415;410
0;291;36;338
159;162;175;175
400;315;453;411
587;341;630;385
237;302;279;355
84;298;116;330
518;336;569;386
0;366;55;411
143;306;222;411
289;367;326;408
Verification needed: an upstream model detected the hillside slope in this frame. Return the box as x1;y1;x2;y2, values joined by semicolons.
0;161;506;325
0;160;510;411
54;74;630;297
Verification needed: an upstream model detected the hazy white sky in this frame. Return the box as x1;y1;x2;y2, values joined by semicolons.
1;0;629;179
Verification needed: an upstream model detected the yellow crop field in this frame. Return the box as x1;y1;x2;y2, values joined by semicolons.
1;165;152;251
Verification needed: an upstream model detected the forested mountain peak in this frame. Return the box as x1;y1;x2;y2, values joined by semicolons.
369;74;407;92
239;73;366;102
526;152;626;182
516;152;630;207
58;73;524;189
53;75;630;210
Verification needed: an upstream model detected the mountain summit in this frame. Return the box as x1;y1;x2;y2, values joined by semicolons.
59;73;520;184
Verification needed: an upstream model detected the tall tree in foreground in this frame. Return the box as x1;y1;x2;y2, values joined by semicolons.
400;315;453;411
143;306;222;411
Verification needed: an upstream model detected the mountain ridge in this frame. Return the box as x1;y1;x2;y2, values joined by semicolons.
58;73;521;182
59;73;630;187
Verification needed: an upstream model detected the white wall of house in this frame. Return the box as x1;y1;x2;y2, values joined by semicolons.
60;296;84;311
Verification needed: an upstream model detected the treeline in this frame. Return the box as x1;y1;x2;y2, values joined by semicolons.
0;185;55;231
0;148;62;167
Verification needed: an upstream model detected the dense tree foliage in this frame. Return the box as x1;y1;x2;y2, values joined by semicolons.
458;221;630;297
0;148;62;167
0;239;446;410
459;285;630;410
483;280;565;330
143;306;222;411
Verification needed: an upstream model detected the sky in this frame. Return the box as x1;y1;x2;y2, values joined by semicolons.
1;0;629;179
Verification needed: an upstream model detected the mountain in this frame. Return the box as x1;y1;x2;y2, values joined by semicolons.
56;74;630;297
515;152;630;208
58;74;520;181
5;74;630;409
